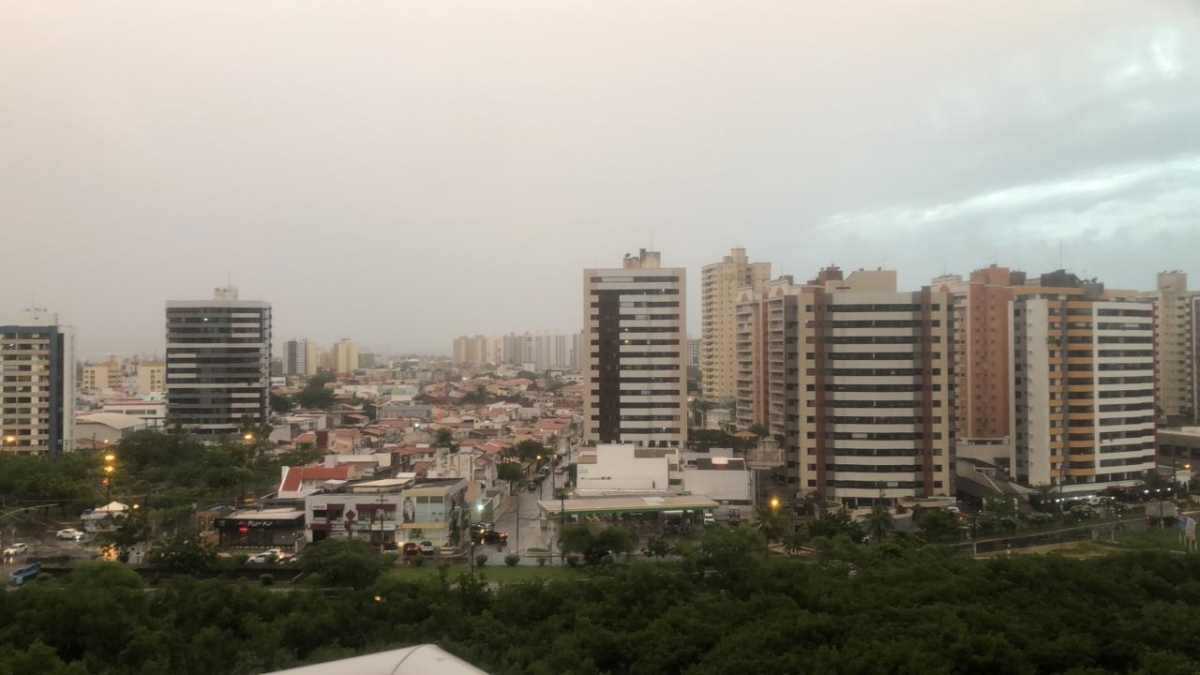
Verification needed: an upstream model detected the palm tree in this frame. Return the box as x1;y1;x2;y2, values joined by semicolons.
865;504;894;545
753;502;789;543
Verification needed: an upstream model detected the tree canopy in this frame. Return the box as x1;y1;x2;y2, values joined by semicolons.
4;530;1200;674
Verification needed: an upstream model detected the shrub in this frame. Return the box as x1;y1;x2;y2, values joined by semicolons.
537;556;548;567
475;554;489;568
504;554;520;567
259;574;274;586
410;555;426;568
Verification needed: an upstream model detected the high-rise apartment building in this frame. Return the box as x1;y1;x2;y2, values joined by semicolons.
583;249;687;448
932;265;1026;443
82;361;123;392
792;269;954;507
331;338;360;374
1139;271;1197;424
1010;272;1156;493
284;339;321;377
734;276;805;437
165;286;271;440
136;361;166;394
0;309;75;456
701;248;771;402
687;338;701;369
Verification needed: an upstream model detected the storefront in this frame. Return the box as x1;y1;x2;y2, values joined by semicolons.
213;509;306;549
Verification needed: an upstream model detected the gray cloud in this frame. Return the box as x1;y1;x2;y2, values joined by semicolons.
1;1;1197;358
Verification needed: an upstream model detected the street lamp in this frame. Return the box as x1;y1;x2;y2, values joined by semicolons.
769;496;781;510
103;451;117;501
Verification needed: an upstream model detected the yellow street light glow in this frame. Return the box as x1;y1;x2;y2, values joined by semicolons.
243;433;254;441
769;497;781;509
104;465;114;474
104;453;116;462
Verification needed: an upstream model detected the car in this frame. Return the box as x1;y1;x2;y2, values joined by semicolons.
703;512;716;525
469;521;494;537
3;543;30;557
402;542;421;556
727;510;741;526
250;549;283;564
475;530;508;545
419;540;436;555
56;528;85;541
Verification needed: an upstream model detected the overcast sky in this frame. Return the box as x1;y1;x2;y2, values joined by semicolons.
2;2;1198;360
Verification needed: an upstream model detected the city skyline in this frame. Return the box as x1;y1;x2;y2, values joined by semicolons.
3;3;1198;358
20;259;1200;363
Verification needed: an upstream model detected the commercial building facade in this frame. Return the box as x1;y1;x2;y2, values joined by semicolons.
583;249;688;449
165;286;271;440
0;308;75;456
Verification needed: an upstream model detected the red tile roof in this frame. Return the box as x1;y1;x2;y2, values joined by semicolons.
280;465;350;493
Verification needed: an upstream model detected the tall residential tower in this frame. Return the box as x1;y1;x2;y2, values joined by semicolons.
583;249;688;448
701;247;770;402
0;309;75;456
165;286;271;439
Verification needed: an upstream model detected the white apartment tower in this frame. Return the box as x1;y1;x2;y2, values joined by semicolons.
701;248;771;402
1010;272;1156;493
583;249;688;448
165;286;271;439
1139;271;1197;424
284;339;315;377
793;269;955;507
0;308;75;456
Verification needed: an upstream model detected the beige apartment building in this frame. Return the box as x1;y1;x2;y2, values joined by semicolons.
136;361;166;394
1010;272;1156;493
701;248;770;403
932;265;1026;444
0;309;75;456
583;249;688;449
331;338;360;374
1139;271;1197;424
734;275;804;437
736;266;954;507
82;360;122;392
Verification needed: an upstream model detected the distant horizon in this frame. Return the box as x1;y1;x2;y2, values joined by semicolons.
20;257;1190;363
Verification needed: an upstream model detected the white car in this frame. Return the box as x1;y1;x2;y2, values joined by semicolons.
3;543;29;557
250;549;283;564
703;512;716;525
56;528;85;541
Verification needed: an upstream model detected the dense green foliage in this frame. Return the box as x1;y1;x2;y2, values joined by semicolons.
5;529;1200;674
291;373;336;410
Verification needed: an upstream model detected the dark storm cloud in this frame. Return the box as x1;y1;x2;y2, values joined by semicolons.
0;2;1196;357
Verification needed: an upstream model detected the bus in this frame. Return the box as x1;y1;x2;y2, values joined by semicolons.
9;562;41;586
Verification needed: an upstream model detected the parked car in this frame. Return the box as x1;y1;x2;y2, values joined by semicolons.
703;512;716;525
469;521;495;537
727;509;741;526
3;543;30;558
475;530;508;545
419;541;436;555
402;542;421;556
56;528;85;541
250;549;282;564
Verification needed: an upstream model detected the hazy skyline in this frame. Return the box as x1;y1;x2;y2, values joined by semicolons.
3;2;1198;360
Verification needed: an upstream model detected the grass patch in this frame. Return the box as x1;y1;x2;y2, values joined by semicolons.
1098;527;1190;553
387;563;583;583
